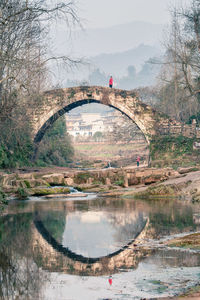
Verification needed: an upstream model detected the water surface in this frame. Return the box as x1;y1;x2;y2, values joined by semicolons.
0;195;200;299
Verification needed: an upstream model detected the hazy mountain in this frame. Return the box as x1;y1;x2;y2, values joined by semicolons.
62;45;162;87
51;21;163;84
52;20;164;57
90;44;161;77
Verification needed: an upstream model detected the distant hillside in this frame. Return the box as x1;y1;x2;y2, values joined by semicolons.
90;44;161;77
51;20;164;84
64;45;162;87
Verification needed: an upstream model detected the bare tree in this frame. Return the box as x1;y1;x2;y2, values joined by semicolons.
155;0;200;121
0;0;81;167
0;0;80;107
108;114;144;143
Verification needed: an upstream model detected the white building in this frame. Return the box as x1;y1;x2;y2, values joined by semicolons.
65;111;119;140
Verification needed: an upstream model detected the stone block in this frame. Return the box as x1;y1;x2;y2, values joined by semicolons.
42;173;64;184
105;178;111;185
63;177;74;186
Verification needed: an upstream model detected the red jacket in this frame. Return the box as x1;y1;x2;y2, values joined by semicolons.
109;77;113;85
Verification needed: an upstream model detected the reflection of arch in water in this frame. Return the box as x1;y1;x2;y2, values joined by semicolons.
32;212;150;276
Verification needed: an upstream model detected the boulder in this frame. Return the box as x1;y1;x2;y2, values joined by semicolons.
17;173;34;179
63;177;74;186
42;173;64;185
177;166;199;174
1;174;16;187
30;186;70;196
123;177;129;188
105;178;111;185
86;177;93;184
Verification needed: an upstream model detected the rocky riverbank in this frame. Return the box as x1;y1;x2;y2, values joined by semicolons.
0;166;200;202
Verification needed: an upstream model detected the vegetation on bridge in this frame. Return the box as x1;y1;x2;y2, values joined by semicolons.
150;135;199;168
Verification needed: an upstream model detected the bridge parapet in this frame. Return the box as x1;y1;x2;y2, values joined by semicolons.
156;118;198;138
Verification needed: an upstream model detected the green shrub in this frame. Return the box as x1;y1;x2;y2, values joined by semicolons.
0;120;33;169
24;180;31;188
16;188;29;200
114;179;124;186
36;116;74;167
0;188;7;205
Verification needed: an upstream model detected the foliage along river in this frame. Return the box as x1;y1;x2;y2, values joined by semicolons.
0;191;200;300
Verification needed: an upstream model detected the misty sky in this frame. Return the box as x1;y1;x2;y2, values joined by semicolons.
50;0;193;84
77;0;191;28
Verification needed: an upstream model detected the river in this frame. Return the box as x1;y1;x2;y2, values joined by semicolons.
0;192;200;300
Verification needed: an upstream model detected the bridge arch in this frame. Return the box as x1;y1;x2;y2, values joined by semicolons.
31;86;166;149
33;98;140;145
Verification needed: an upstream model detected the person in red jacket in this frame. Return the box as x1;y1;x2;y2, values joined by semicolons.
108;275;112;286
109;76;113;88
136;156;140;167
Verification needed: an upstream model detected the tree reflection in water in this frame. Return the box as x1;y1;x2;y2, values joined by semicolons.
0;214;49;300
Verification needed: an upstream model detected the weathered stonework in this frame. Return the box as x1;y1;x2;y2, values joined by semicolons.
30;86;197;148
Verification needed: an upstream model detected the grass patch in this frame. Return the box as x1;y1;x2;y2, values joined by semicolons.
93;180;103;185
134;184;180;199
32;187;70;196
31;187;70;196
75;142;147;159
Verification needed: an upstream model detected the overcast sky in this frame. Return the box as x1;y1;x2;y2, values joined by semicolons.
77;0;191;28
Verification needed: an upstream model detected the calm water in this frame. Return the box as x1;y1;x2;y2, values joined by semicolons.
0;193;200;300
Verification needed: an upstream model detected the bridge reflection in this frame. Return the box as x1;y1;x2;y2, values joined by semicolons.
32;211;150;276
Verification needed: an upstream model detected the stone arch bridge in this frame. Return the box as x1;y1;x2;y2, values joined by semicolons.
31;86;197;154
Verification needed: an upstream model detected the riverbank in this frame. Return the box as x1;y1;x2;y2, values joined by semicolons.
1;165;200;201
100;167;200;203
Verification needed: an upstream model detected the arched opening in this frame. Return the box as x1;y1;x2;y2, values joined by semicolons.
33;99;150;167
